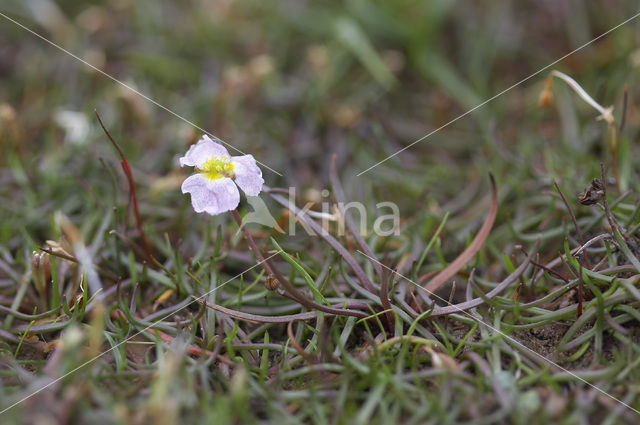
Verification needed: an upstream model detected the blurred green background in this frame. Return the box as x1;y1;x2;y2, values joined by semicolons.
2;1;640;423
2;1;639;212
2;0;640;268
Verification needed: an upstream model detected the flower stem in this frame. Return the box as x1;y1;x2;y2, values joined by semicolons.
231;209;275;277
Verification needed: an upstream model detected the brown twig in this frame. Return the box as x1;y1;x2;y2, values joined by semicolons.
329;155;383;284
427;243;536;317
264;252;368;319
517;246;569;283
359;242;537;318
39;247;118;281
194;297;329;323
110;308;234;365
379;267;395;332
226;211;369;319
330;155;392;328
109;230;148;261
553;180;590;269
266;188;377;294
444;280;456;329
599;164;625;236
288;320;316;365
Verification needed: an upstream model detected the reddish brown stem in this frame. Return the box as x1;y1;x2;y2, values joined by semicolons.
94;110;154;260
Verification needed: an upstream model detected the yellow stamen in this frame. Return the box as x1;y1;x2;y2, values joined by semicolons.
197;156;235;180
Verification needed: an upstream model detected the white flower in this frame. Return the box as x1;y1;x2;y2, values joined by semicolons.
54;110;89;145
179;136;264;215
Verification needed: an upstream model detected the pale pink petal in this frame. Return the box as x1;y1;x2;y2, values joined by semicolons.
231;155;264;196
179;135;230;168
181;174;240;215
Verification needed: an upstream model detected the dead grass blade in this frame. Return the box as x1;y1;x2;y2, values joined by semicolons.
421;174;498;294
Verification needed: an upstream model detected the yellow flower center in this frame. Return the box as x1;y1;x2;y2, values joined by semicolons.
198;156;235;180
